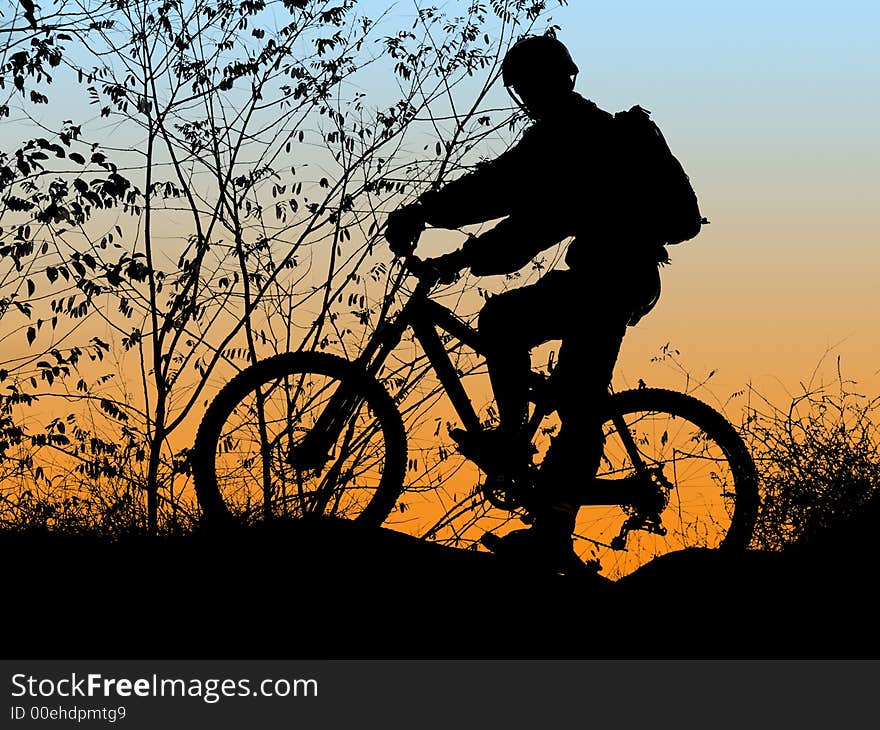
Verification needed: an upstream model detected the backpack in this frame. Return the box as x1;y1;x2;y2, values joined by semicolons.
613;105;706;247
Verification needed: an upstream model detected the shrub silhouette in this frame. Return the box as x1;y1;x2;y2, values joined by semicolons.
744;371;880;551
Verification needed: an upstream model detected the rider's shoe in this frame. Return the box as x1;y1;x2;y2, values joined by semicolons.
481;527;607;583
449;427;533;474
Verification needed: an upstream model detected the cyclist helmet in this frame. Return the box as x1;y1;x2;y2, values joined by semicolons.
501;34;579;89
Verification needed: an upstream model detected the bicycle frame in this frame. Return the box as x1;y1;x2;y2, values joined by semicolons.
357;279;484;432
194;257;755;555
300;267;656;512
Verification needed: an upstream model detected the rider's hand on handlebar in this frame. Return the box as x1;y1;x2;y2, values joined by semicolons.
384;203;426;257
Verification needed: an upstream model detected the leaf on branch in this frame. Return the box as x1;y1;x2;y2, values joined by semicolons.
99;399;128;422
4;196;34;212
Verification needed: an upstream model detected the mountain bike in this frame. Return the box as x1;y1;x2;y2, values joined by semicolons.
191;254;758;577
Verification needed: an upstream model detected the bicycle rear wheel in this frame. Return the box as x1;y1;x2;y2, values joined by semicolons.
191;352;406;526
573;388;758;580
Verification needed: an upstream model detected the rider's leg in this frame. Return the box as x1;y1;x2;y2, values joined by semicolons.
477;271;572;443
478;297;531;439
532;252;662;529
482;255;663;568
484;324;626;570
532;315;629;537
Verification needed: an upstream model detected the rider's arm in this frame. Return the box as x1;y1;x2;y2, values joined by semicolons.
417;127;541;229
425;214;573;280
461;215;574;276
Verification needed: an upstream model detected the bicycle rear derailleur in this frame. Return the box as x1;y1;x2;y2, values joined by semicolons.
610;468;673;550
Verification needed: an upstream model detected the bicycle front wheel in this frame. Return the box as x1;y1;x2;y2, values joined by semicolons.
191;352;407;526
574;388;758;580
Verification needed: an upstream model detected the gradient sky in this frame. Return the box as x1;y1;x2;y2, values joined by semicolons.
541;0;880;409
349;0;880;412
4;0;871;447
18;0;878;411
4;0;874;418
350;0;873;419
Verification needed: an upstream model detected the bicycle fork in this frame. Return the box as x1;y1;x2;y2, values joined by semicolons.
286;307;409;479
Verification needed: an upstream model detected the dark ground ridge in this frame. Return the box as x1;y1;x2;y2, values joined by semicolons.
3;514;877;659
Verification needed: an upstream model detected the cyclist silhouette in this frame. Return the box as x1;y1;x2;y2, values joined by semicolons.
385;34;666;571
